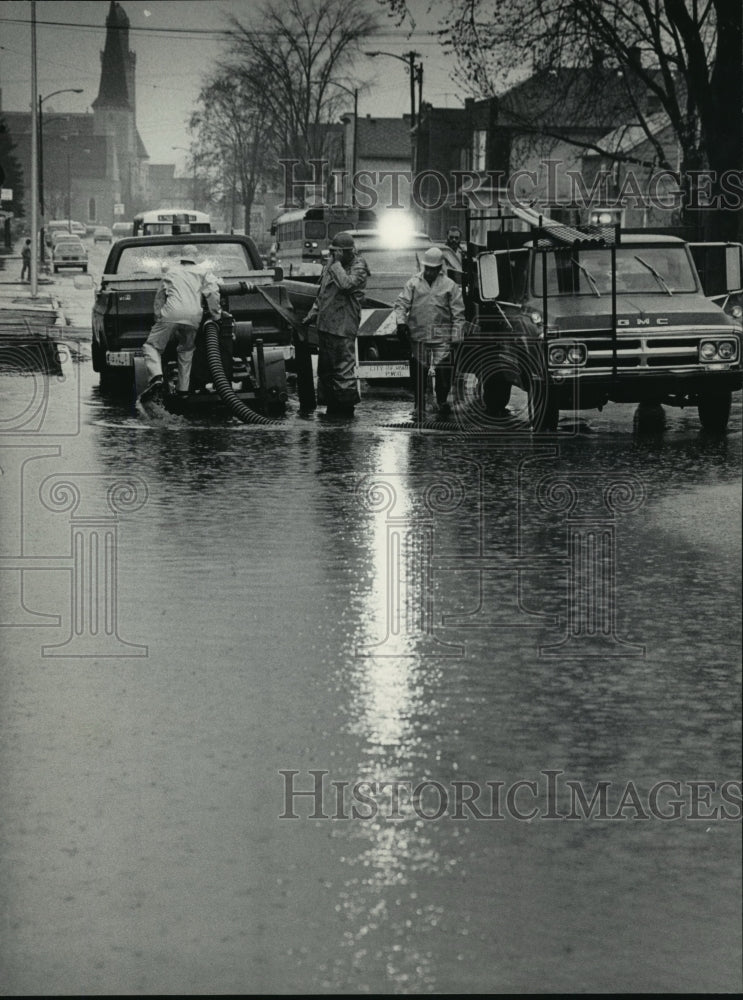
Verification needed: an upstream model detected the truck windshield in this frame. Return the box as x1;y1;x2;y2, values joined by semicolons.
112;243;255;278
533;246;698;297
356;244;431;274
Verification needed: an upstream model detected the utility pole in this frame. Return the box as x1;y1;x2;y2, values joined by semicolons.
408;51;417;129
30;1;39;296
366;50;422;128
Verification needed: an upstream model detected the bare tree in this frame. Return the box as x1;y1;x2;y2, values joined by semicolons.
387;0;742;238
189;72;276;235
225;0;378;185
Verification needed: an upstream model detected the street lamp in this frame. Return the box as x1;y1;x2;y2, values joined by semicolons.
330;82;358;206
54;133;80;233
38;88;83;258
172;146;196;209
365;50;422;129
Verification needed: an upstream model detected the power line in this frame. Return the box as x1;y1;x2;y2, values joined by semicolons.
0;15;444;41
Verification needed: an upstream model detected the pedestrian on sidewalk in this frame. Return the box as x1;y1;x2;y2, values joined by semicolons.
301;232;369;416
394;246;465;418
20;240;31;282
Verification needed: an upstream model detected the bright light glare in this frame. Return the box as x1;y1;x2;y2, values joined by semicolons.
377;212;417;248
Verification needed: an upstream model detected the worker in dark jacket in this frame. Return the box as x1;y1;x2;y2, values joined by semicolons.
302;232;369;415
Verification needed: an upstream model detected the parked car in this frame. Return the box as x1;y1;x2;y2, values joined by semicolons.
51;229;79;247
52;237;88;273
45;220;71;245
47;219;86;239
111;222;132;240
93;226;113;244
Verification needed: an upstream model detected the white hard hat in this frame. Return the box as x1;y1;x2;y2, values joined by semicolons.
422;246;444;267
179;244;198;263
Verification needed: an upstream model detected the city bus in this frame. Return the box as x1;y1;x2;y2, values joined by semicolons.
132;209;212;237
270;204;377;276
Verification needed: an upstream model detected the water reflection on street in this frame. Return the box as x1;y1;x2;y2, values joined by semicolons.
0;353;740;994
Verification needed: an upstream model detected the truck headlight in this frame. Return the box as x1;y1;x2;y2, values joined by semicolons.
717;340;737;360
567;344;586;364
548;346;566;365
699;341;717;360
549;344;586;366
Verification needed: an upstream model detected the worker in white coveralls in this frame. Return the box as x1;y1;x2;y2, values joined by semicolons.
140;245;222;403
394;245;466;418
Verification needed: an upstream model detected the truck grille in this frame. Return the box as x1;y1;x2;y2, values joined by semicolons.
583;338;641;369
561;331;735;372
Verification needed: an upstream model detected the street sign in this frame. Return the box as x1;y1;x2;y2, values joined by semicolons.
1;188;12;201
114;203;125;216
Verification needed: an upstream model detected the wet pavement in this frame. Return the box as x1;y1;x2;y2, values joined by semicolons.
0;248;741;993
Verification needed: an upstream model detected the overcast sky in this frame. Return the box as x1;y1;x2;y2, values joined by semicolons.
0;0;463;169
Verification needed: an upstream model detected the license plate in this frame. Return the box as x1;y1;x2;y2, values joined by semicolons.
358;362;409;379
106;351;134;367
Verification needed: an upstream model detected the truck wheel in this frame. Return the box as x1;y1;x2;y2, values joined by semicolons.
529;383;559;432
698;388;732;432
133;357;150;398
481;376;512;414
91;338;104;373
99;365;133;395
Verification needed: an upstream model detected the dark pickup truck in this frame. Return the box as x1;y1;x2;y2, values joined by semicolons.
91;234;296;404
458;222;743;432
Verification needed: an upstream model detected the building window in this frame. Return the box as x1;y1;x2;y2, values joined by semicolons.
88;197;96;221
472;130;487;171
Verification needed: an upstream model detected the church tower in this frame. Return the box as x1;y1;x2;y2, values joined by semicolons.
92;1;143;212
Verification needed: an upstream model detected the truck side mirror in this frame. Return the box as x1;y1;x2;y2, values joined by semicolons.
477;252;500;299
725;244;743;293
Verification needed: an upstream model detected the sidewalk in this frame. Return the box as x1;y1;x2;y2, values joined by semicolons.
0;242;65;330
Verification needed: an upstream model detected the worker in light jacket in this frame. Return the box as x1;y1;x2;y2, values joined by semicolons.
140;245;222;403
302;232;369;416
394;246;465;417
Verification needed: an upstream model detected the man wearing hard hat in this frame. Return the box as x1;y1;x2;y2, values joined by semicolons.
302;231;369;416
140;245;222;404
394;245;465;418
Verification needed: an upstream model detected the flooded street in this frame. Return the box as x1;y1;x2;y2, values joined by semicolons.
1;263;741;994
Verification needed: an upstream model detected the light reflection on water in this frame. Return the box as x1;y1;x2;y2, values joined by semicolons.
0;365;740;993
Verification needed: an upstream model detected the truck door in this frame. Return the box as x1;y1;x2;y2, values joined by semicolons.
688;242;743;320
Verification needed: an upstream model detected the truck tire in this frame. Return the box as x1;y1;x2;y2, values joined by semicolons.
133;357;150;398
91;338;104;373
698;388;732;432
529;382;559;432
99;364;134;394
481;375;512;414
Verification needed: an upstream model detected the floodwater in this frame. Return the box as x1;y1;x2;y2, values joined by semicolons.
0;348;741;994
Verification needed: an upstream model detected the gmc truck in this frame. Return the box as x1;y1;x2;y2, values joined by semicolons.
456;213;743;432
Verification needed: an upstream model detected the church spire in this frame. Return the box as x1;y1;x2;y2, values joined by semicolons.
92;1;133;110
